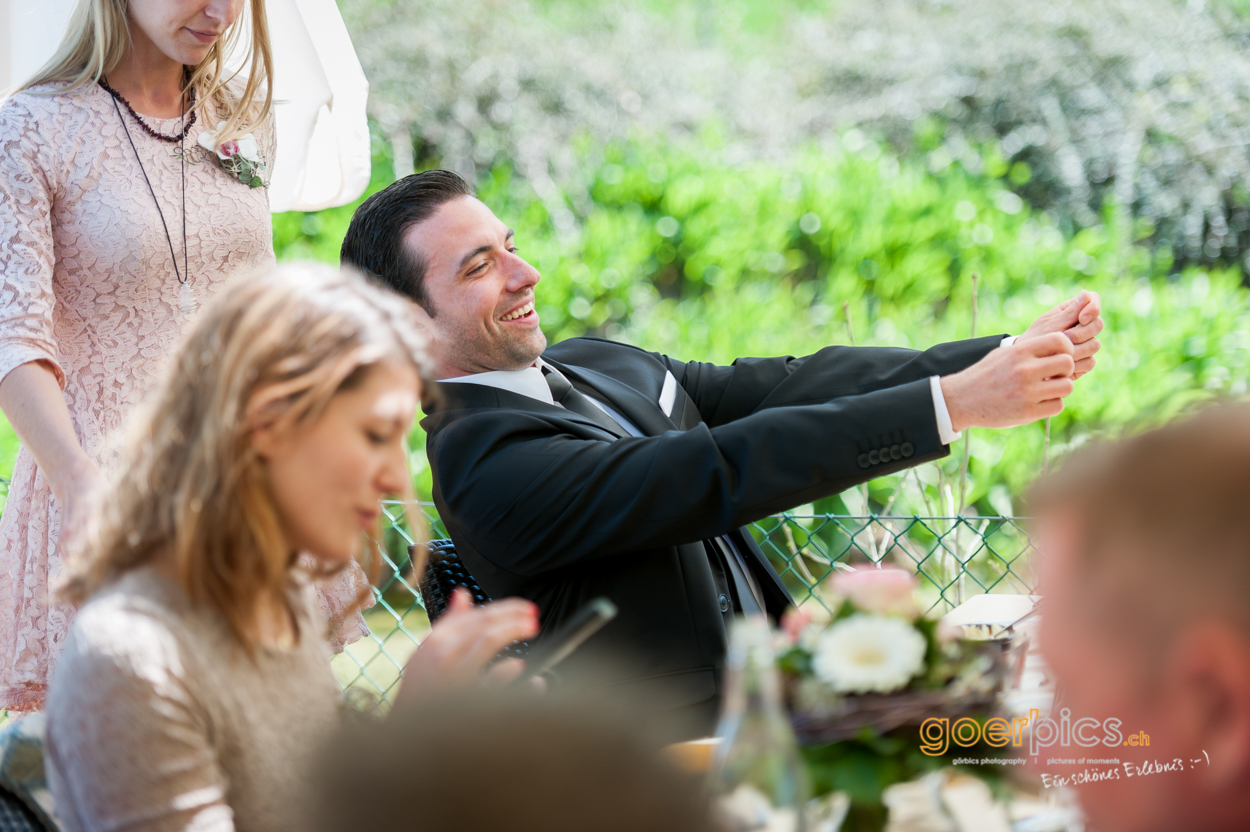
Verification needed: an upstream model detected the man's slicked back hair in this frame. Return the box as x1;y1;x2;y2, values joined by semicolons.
340;170;474;314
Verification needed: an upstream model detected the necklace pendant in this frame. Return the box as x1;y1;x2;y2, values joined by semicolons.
179;282;199;317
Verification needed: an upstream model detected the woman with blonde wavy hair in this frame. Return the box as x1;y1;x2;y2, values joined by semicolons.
0;0;368;713
44;263;540;830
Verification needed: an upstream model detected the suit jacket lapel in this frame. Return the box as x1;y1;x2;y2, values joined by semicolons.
541;360;792;610
544;359;677;438
427;378;628;439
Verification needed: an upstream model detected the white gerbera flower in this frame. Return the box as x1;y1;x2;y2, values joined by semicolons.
811;613;927;694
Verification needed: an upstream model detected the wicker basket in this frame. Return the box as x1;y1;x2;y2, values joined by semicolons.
785;640;1011;745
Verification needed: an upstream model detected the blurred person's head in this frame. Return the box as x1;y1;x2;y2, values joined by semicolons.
341;170;547;378
61;263;431;651
310;690;717;832
21;0;272;147
1031;403;1250;832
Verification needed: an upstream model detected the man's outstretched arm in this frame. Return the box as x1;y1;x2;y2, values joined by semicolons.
655;289;1102;433
432;331;1078;577
431;377;950;576
658;337;1006;428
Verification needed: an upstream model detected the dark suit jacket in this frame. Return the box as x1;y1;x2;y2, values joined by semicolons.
421;335;1004;730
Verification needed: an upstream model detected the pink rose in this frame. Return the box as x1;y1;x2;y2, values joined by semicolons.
781;606;812;643
831;568;921;620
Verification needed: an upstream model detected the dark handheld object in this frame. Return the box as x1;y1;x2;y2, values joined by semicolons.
0;786;47;832
411;539;528;659
519;597;618;681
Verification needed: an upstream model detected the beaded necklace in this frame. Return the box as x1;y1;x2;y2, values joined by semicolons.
98;76;198;143
99;76;197;316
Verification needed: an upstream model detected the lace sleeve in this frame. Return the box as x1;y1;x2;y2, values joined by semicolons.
0;96;64;389
258;108;279;244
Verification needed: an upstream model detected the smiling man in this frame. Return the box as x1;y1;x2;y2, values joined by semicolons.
341;170;1103;737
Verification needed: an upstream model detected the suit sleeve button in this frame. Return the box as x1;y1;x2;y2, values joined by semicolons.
719;594;730;612
890;444;902;460
868;450;880;464
901;442;914;458
857;453;871;469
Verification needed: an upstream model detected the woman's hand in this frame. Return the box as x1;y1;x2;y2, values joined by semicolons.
0;361;103;552
396;588;540;707
56;463;105;552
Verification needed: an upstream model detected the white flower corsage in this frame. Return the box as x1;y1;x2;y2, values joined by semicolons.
198;122;267;188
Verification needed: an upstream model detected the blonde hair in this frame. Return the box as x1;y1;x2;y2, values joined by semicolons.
20;0;272;145
61;263;433;652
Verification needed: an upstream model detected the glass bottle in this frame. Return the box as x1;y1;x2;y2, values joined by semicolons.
711;614;810;832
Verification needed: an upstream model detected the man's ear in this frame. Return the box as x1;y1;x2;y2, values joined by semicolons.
1169;621;1250;791
406;300;452;379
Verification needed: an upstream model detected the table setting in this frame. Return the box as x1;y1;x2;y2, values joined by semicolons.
669;569;1083;832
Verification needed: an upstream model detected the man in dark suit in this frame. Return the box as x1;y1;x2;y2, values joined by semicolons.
341;170;1103;735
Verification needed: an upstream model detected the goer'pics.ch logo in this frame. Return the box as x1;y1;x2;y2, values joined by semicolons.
920;708;1132;758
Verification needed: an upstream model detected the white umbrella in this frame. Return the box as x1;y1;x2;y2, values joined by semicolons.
252;0;372;212
0;0;371;213
0;0;78;96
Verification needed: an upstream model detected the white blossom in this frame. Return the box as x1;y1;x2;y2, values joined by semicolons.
812;614;927;694
198;122;261;163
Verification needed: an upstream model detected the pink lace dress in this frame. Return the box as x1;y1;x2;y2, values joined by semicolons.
0;84;371;712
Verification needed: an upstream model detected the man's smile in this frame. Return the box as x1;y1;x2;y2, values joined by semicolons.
499;300;537;323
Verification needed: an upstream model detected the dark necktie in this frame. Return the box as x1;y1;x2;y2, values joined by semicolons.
544;363;765;614
542;367;629;438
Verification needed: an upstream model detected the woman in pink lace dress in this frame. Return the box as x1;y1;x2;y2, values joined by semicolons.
0;0;369;713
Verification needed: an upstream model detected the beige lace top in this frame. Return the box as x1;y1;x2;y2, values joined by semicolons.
45;566;345;832
0;84;370;712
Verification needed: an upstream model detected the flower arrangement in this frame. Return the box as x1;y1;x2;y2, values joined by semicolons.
198;123;267;189
776;568;1011;832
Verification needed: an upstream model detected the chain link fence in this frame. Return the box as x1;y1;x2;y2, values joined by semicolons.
0;485;1037;715
334;503;1037;705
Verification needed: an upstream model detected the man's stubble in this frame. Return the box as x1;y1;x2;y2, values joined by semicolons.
443;316;547;374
